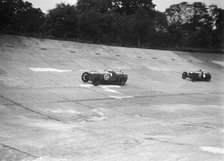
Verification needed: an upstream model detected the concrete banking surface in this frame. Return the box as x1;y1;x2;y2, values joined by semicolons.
0;34;223;161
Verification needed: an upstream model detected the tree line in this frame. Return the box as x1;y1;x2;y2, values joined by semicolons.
0;0;223;51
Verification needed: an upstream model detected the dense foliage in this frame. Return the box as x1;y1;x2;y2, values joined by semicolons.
0;0;45;33
165;2;224;49
0;0;223;50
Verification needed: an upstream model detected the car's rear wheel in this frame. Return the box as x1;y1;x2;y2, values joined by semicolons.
92;77;101;86
119;78;126;85
81;72;90;82
182;72;187;79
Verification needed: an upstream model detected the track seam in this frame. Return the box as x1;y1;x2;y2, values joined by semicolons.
57;91;223;102
46;90;96;109
0;142;38;158
0;94;64;122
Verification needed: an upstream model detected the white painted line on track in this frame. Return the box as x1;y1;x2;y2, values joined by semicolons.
108;96;122;99
49;109;82;114
103;88;121;93
30;68;72;72
109;95;134;99
199;146;224;154
121;96;134;99
101;86;121;94
79;84;93;88
102;87;120;93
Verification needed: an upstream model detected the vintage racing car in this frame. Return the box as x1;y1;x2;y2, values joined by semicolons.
81;69;128;86
182;69;211;82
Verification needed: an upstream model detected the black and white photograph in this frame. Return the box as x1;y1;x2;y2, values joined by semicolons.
0;0;223;160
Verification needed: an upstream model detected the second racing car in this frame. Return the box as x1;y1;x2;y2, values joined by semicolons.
182;69;211;82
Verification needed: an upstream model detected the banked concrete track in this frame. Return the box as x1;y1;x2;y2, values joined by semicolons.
0;34;223;161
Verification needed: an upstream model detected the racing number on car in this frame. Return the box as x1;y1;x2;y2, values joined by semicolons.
104;73;111;80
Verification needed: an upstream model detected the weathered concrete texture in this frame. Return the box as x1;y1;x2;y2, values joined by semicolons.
0;34;223;161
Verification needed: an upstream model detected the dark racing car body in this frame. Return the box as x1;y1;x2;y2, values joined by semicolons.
81;70;128;86
182;70;211;82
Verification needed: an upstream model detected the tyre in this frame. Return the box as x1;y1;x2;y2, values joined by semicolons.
182;72;187;79
81;72;90;82
207;74;211;81
191;74;197;82
119;77;126;86
92;77;101;86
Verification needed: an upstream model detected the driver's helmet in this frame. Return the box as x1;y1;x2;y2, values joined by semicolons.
108;68;112;73
199;69;202;72
107;69;114;77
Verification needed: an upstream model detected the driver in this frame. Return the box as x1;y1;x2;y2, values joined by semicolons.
107;69;112;76
107;69;117;81
198;69;204;77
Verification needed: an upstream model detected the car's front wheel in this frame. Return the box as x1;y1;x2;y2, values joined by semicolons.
92;77;101;86
206;74;211;81
119;78;126;85
81;72;90;82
